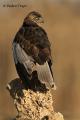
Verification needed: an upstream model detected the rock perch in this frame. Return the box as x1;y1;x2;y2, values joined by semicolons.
7;78;64;120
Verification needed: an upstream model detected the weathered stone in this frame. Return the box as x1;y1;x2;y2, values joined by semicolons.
7;78;64;120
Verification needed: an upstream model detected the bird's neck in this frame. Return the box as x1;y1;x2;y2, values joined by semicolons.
23;19;38;26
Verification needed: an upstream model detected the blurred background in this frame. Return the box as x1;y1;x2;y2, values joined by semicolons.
0;0;80;120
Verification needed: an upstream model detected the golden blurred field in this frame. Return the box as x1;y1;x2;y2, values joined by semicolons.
0;1;80;120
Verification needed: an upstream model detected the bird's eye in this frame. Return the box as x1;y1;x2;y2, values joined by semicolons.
35;17;39;20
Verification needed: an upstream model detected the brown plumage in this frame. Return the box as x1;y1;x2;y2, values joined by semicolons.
13;11;56;91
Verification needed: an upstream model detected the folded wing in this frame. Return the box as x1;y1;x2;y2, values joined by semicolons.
35;62;56;90
13;42;35;75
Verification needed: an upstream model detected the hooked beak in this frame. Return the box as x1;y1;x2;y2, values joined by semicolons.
41;19;44;23
39;17;44;23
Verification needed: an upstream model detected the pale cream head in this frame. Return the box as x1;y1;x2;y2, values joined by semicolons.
24;11;44;24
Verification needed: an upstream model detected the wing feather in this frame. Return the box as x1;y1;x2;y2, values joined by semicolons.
35;62;56;90
13;42;35;75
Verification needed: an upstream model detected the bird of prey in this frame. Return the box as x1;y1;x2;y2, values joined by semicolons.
13;11;56;91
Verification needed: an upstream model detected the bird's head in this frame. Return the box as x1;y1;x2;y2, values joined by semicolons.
24;11;44;24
